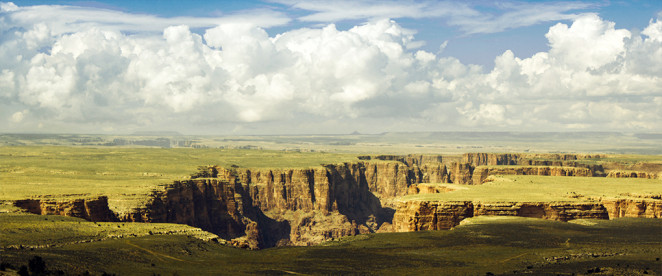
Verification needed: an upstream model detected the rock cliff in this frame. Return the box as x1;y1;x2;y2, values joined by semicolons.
358;154;443;166
393;201;473;231
471;166;594;184
10;153;662;248
603;199;662;218
606;171;659;179
392;199;660;232
13;197;117;222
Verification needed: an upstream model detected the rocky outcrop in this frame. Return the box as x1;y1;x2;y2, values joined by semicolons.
471;166;594;184
606;171;659;179
450;162;474;184
357;154;443;167
473;202;609;221
13;197;117;222
393;201;473;231
392;200;659;232
603;199;662;218
124;179;250;242
463;153;605;168
407;184;457;194
124;164;390;248
463;153;521;166
10;152;661;249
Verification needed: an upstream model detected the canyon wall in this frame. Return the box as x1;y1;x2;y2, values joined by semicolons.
471;166;594;184
13;197;117;222
392;200;660;232
606;171;660;179
10;153;662;248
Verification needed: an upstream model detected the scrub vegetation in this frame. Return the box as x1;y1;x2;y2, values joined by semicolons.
1;216;659;275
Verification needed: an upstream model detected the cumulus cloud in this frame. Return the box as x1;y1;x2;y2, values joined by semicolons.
0;2;660;134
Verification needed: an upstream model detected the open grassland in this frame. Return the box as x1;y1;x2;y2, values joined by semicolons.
542;154;662;164
401;175;662;202
3;132;661;155
1;216;659;275
0;212;217;249
0;146;359;204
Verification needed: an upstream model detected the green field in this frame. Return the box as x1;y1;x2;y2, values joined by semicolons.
1;143;661;274
0;212;217;249
0;146;359;210
401;175;662;202
1;215;659;275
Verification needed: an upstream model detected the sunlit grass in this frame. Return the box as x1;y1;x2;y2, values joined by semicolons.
400;175;662;202
0;212;217;248
2;215;660;275
0;146;359;209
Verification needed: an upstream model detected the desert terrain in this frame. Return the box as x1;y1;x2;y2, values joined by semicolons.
0;133;660;275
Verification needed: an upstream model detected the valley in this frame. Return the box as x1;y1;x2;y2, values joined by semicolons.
1;134;661;274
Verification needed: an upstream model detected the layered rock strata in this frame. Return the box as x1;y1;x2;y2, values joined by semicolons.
13;197;117;222
392;200;660;232
471;166;594;184
10;153;662;249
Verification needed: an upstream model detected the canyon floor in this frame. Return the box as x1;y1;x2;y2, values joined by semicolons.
1;133;660;275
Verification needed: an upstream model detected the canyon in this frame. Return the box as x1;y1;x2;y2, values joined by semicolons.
11;153;662;249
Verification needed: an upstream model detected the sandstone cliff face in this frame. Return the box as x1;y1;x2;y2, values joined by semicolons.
363;162;411;200
606;171;659;179
125;179;248;241
407;184;456;194
603;199;662;218
471;166;594;184
391;200;659;232
392;201;473;231
13;197;116;222
137;164;391;248
463;153;521;166
10;152;662;249
473;202;609;221
358;154;443;167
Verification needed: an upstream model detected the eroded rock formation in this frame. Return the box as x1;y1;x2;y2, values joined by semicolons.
471;166;594;184
13;197;117;222
10;153;662;249
392;200;661;232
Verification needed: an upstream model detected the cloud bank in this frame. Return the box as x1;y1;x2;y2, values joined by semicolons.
0;2;660;134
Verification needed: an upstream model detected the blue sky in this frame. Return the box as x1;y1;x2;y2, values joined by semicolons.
10;0;659;67
1;0;661;134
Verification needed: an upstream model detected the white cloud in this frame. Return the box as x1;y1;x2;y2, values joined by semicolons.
0;3;660;134
275;0;595;34
448;2;596;34
0;2;17;12
10;109;26;123
1;2;289;36
546;13;630;70
273;0;478;22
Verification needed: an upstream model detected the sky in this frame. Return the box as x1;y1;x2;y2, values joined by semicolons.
0;0;661;135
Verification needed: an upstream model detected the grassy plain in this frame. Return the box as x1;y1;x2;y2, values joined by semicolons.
1;216;660;275
1;135;661;275
402;175;662;202
3;132;661;154
0;146;358;210
0;212;216;249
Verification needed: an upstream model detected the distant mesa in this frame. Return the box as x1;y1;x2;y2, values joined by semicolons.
131;131;183;136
